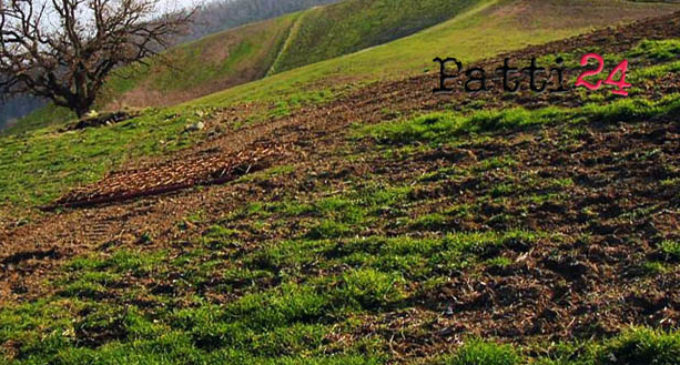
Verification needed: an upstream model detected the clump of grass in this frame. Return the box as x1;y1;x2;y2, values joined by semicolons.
306;219;353;239
66;249;164;276
410;213;449;231
202;225;241;248
638;261;670;276
491;183;515;197
338;268;406;310
595;328;680;365
550;178;574;189
438;339;522;365
236;164;295;183
485;256;513;268
659;240;680;261
475;157;519;172
630;60;680;84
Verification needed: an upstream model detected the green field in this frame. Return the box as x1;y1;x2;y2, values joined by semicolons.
2;1;680;364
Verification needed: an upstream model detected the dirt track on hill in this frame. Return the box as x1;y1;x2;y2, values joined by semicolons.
1;10;680;329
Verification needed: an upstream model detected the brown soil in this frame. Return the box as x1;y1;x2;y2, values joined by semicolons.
357;118;680;354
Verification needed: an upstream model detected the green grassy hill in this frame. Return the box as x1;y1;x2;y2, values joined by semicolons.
104;0;482;110
104;13;299;109
2;1;680;364
266;0;480;74
197;0;677;107
12;0;675;130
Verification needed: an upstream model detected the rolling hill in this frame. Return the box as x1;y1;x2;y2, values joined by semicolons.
103;13;299;109
104;0;484;110
5;0;677;210
265;0;480;74
195;0;678;106
1;0;680;364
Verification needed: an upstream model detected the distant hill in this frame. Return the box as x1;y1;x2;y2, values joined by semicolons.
0;96;44;130
194;0;680;107
102;13;300;110
102;0;483;109
267;0;480;74
185;0;341;42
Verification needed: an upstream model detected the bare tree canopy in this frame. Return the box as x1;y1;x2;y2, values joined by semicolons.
0;0;193;117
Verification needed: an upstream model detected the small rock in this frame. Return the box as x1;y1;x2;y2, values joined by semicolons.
185;121;205;132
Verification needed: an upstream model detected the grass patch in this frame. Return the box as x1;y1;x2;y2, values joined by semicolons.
628;39;680;62
659;240;680;262
438;339;522;365
361;95;680;144
595;328;680;365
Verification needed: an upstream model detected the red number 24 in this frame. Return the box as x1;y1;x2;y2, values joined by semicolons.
575;53;631;96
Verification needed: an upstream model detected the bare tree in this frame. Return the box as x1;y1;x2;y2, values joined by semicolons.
0;0;193;118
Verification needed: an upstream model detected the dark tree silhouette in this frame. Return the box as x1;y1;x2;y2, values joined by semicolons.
0;0;193;118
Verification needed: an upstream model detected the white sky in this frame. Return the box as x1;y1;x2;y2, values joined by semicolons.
160;0;202;12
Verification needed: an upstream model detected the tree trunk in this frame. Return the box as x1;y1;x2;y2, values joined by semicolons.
73;101;90;119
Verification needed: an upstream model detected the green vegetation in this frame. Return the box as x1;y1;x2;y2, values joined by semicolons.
2;2;680;364
3;102;680;362
4;90;679;361
0;108;209;207
437;339;520;365
593;328;680;365
659;240;680;261
268;0;480;73
1;196;678;363
628;39;680;61
360;95;680;145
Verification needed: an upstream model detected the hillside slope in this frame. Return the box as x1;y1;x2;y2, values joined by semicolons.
196;0;679;107
2;0;678;210
107;0;482;110
104;13;299;109
1;9;680;363
12;0;676;131
266;0;480;74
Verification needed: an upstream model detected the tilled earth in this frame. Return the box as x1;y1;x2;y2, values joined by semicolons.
351;118;680;355
0;10;679;361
